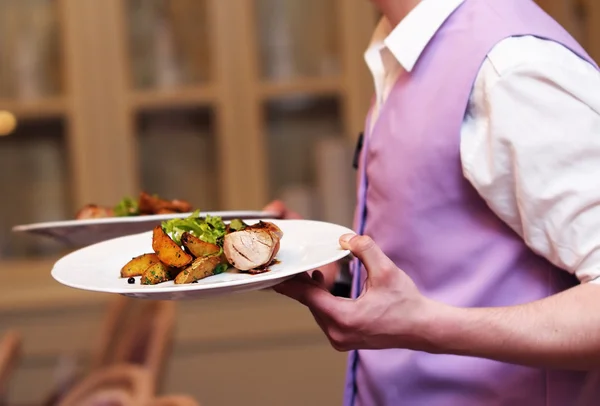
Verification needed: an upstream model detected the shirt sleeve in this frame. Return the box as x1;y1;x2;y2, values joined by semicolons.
460;36;600;284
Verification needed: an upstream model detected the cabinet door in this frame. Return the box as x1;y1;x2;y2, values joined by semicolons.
0;0;63;100
125;0;210;91
250;0;356;226
0;0;70;260
134;107;220;210
264;96;355;227
124;0;222;210
255;0;340;81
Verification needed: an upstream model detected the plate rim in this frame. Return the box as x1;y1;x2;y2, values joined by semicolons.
12;210;279;232
50;218;353;295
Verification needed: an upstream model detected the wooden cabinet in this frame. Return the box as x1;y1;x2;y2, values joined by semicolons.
0;0;378;263
0;0;69;261
1;1;599;263
0;1;376;404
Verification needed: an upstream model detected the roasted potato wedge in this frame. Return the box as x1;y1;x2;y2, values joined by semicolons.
174;255;224;284
120;253;160;278
152;226;192;268
181;232;221;258
141;262;176;285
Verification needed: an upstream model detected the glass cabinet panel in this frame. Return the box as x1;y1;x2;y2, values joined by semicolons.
125;0;211;90
135;107;220;211
0;0;68;260
0;119;71;259
265;96;355;227
255;0;340;80
0;0;62;101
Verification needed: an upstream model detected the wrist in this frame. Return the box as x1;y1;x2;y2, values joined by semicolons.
413;298;468;355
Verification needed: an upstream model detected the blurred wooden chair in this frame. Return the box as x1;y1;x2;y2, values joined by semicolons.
46;297;176;405
90;296;176;389
109;299;176;391
57;364;153;406
90;296;132;371
0;330;22;404
149;395;200;406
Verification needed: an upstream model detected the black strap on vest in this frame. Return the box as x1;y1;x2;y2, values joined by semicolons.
352;132;364;170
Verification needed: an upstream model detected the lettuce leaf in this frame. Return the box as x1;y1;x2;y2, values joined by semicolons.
161;210;227;246
228;218;247;231
113;197;139;217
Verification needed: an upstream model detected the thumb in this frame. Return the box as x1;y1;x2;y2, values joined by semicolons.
339;234;398;285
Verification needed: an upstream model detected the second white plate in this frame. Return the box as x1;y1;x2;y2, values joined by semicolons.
13;211;278;246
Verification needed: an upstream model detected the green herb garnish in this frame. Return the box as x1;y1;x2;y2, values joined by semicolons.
213;263;229;275
113;197;139;217
229;218;247;232
161;210;227;246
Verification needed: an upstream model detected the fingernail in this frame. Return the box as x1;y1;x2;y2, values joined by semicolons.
340;233;356;244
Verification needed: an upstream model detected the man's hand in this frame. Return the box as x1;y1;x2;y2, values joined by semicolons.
274;233;600;370
262;200;340;289
273;233;439;351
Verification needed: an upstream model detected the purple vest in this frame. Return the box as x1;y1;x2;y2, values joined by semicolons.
345;1;600;405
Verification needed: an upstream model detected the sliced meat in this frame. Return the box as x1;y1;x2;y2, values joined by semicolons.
223;221;282;271
253;221;283;239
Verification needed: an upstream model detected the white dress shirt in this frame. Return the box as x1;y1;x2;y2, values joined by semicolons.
365;0;600;283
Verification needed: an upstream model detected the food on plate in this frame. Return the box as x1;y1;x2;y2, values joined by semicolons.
75;191;193;219
223;221;283;272
138;192;192;215
141;262;176;285
181;232;221;257
75;204;115;219
120;212;283;285
152;225;193;268
113;196;140;217
174;255;225;284
120;253;160;278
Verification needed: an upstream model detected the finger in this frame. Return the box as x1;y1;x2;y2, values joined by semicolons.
339;234;398;285
273;274;321;302
273;274;340;313
272;273;316;296
311;269;325;285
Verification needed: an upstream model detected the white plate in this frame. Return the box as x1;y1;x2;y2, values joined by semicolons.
51;219;353;300
12;211;278;247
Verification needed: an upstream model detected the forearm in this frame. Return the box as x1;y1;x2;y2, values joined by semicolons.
423;282;600;370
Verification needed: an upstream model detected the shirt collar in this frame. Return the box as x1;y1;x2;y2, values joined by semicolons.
366;0;466;72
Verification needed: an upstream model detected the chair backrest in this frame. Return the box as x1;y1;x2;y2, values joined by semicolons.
90;296;132;371
57;364;153;406
149;395;201;406
70;388;135;406
91;297;176;391
0;330;22;398
111;300;176;391
43;298;177;406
